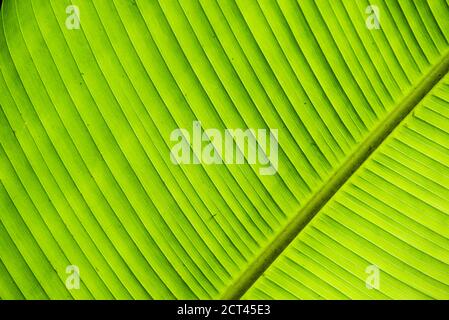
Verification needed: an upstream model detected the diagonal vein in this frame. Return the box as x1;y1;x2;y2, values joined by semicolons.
222;49;449;300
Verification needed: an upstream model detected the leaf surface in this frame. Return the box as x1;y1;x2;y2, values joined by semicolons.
0;0;449;299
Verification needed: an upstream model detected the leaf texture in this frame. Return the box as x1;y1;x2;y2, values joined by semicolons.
244;75;449;300
0;0;449;300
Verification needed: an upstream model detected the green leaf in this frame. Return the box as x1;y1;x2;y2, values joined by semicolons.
243;73;449;300
0;0;448;300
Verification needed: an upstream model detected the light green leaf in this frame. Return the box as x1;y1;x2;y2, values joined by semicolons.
0;0;448;300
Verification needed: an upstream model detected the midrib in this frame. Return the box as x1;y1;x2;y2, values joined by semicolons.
221;49;449;300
